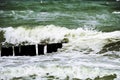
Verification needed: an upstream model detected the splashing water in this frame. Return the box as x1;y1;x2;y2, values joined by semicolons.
0;0;120;80
1;25;120;53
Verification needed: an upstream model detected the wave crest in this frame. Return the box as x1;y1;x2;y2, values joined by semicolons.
1;25;120;53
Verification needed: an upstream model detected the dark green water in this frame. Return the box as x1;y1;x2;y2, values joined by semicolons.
0;0;120;32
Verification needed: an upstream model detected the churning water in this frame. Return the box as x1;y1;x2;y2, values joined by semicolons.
0;0;120;80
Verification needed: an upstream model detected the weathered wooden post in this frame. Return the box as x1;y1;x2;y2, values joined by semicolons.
47;43;62;53
14;46;21;56
20;45;36;56
47;44;54;53
38;44;45;55
56;43;62;48
0;42;63;56
1;46;13;56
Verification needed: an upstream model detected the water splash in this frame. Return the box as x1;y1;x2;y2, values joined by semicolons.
1;25;120;53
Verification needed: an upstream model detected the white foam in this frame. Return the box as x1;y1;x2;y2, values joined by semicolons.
112;11;120;14
116;0;120;1
1;25;120;53
0;52;120;80
1;10;70;21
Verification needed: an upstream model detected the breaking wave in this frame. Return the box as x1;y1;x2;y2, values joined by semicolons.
0;25;120;53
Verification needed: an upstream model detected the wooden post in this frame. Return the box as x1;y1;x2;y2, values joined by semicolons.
1;46;13;56
20;45;36;56
38;44;45;55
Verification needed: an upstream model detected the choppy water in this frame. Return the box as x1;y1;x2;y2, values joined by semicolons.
0;0;120;31
0;52;120;80
0;0;120;80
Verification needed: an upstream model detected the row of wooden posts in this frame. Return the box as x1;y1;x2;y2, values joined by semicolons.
0;43;62;56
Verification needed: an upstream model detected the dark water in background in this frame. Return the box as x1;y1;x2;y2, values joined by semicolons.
0;0;120;31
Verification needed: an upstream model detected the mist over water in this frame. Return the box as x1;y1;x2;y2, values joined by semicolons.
0;0;120;80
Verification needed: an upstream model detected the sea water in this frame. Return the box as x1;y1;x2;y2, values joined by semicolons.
0;0;120;80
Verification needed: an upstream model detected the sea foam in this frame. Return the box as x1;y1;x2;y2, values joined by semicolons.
1;25;120;53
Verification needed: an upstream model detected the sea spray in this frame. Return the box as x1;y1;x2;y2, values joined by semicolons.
1;25;68;45
1;25;120;53
0;1;120;80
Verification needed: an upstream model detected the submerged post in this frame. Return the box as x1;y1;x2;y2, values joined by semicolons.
14;46;21;56
47;43;62;53
56;43;62;48
20;45;36;56
0;42;63;56
38;44;45;55
47;44;55;53
1;46;13;56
